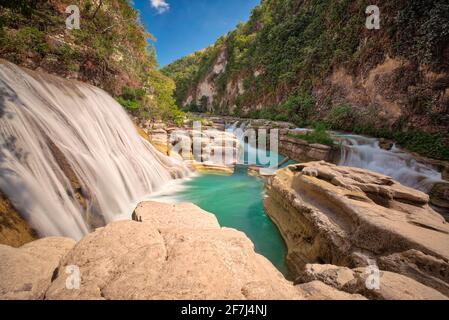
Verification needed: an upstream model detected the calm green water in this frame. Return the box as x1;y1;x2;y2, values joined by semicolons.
155;164;290;276
153;134;294;276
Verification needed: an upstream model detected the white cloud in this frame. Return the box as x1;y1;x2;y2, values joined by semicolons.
150;0;170;14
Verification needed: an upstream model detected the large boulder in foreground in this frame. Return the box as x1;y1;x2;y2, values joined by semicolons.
2;202;304;300
45;220;302;300
265;161;449;297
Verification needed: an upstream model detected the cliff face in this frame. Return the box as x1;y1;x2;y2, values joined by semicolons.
163;0;449;160
264;162;449;298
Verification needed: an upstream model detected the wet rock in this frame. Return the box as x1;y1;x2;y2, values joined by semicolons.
378;138;394;150
443;166;449;181
187;161;235;175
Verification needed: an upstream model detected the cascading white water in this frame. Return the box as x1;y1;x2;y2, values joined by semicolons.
0;61;188;240
335;133;442;192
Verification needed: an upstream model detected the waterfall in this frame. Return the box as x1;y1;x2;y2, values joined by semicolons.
335;133;442;192
0;61;188;240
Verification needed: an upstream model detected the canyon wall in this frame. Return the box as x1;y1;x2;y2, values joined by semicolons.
163;0;449;160
264;161;449;298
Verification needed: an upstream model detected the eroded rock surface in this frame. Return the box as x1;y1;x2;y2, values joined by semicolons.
297;280;366;300
278;134;334;163
296;263;447;300
0;237;76;299
264;161;449;297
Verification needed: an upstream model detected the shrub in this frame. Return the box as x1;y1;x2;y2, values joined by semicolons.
288;122;334;146
325;103;354;130
116;97;139;111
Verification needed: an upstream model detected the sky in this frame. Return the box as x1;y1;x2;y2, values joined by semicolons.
131;0;260;67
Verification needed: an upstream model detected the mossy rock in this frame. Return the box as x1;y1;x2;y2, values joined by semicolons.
0;192;36;247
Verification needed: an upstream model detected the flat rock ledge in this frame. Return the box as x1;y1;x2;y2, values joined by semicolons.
264;161;449;299
1;201;362;300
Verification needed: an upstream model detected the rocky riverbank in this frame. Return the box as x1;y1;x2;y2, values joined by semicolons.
264;161;449;298
1;201;370;300
134;117;239;175
2;196;447;300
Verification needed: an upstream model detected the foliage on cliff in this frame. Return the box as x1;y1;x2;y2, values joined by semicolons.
163;0;449;160
0;0;183;122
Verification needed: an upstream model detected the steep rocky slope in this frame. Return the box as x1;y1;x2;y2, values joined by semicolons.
163;0;449;160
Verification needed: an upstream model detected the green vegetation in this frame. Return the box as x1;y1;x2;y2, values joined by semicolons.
163;0;449;160
162;0;449;160
325;103;356;131
287;122;334;146
0;0;184;124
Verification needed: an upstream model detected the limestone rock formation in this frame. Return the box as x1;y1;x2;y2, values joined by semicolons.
135;118;240;170
377;250;449;297
1;201;309;300
132;201;220;229
296;264;447;300
0;237;76;299
278;135;333;163
5;198;442;300
295;264;356;290
297;281;366;300
264;161;449;297
186;161;235;175
45;207;301;299
344;268;447;300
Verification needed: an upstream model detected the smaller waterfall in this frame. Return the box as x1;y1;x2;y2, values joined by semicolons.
336;133;442;192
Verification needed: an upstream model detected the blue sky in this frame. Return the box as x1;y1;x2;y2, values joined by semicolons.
131;0;260;67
